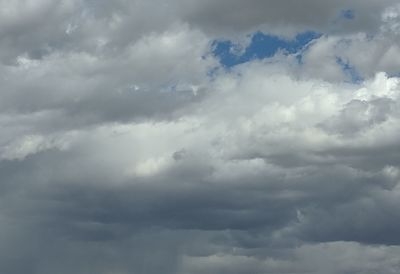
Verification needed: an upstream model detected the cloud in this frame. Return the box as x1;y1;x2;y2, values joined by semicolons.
1;1;400;273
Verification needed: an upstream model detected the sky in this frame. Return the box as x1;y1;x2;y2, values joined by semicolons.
1;1;400;273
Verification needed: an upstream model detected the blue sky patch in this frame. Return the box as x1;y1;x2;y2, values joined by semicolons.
212;31;321;68
336;57;363;83
341;9;355;20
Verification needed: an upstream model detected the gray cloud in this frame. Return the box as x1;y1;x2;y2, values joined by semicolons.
1;1;400;273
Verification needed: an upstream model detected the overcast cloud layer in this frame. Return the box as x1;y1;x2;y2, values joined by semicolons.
2;1;400;273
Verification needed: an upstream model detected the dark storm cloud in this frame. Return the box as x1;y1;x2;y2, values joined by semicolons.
1;132;400;273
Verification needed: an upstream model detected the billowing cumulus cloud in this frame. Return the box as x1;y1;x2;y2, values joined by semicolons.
1;1;400;273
